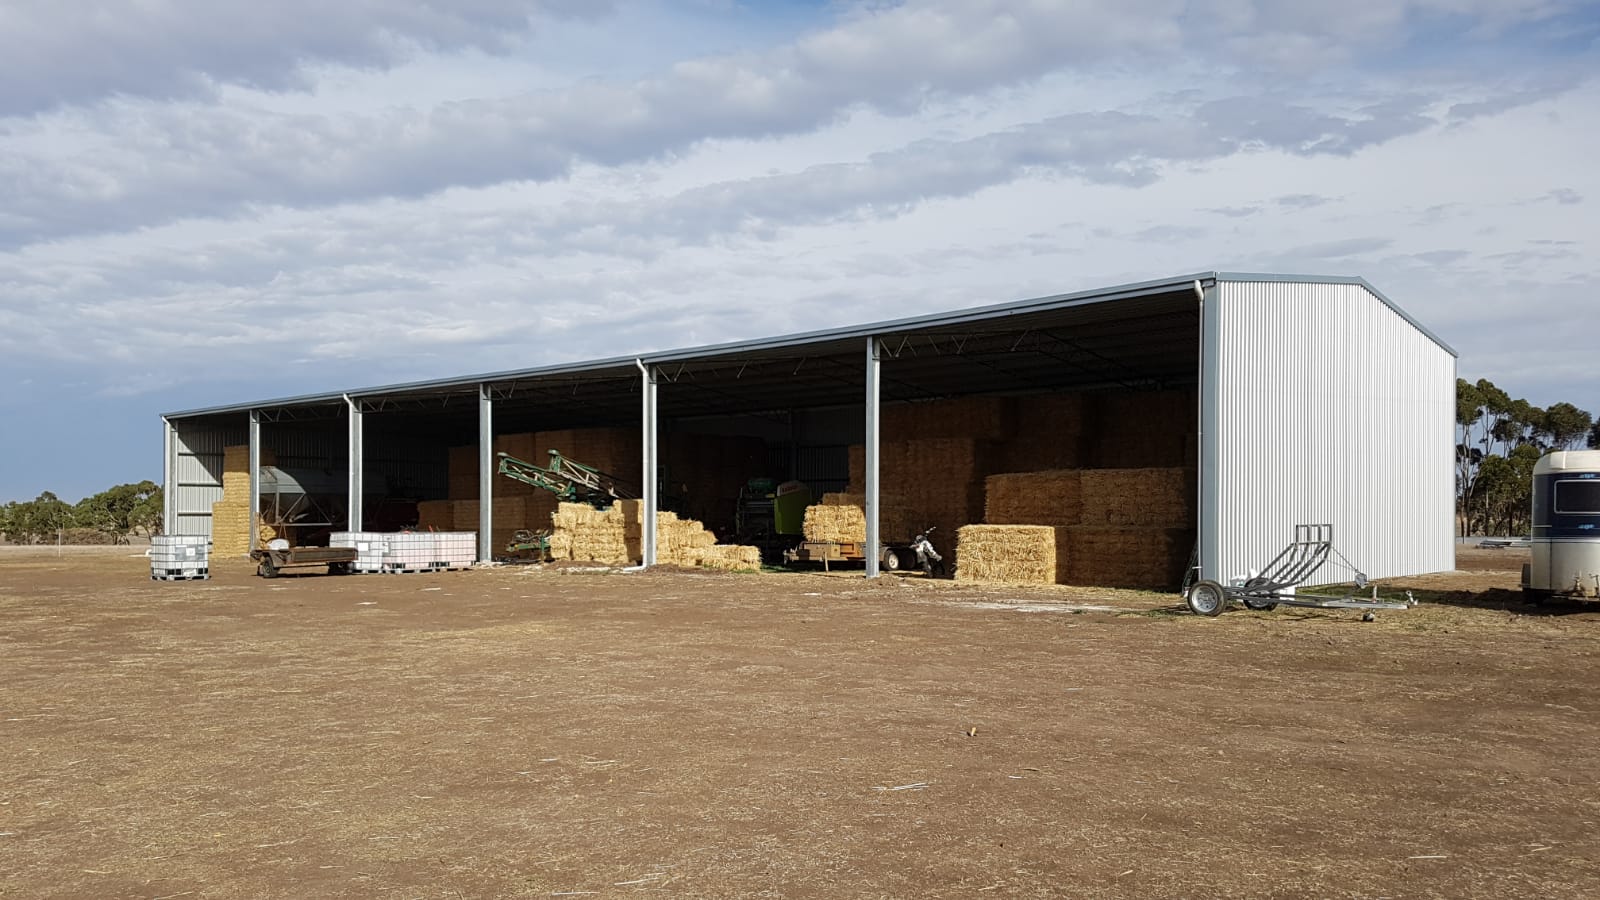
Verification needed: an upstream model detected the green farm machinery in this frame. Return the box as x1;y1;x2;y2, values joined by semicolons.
495;449;638;560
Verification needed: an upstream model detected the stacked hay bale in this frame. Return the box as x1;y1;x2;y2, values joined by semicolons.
442;426;644;550
954;525;1070;583
451;496;530;553
1082;390;1197;468
958;466;1196;589
1004;393;1088;471
663;432;770;532
547;501;761;571
211;445;281;557
984;470;1081;526
415;500;455;530
1067;468;1195;589
801;492;916;544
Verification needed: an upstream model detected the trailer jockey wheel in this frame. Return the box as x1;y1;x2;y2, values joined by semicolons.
1186;580;1228;616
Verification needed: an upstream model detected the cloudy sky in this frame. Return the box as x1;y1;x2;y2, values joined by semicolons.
1;0;1596;502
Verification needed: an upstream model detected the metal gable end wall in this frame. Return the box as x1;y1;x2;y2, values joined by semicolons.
1204;279;1454;583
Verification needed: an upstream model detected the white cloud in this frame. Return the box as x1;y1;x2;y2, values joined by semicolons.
0;0;1597;500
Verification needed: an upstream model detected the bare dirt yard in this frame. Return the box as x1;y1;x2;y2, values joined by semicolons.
2;545;1597;898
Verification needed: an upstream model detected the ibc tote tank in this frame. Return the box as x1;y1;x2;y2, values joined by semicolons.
1525;450;1600;598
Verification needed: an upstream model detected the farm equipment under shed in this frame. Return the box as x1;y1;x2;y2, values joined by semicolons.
1185;524;1416;617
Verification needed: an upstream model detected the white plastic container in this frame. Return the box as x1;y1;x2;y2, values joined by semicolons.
149;535;210;581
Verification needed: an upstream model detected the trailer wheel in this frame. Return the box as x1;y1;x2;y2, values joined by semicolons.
1186;580;1228;616
881;548;902;571
259;560;279;579
1243;598;1278;611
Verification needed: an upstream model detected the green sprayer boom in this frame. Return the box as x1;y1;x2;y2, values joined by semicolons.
495;450;637;509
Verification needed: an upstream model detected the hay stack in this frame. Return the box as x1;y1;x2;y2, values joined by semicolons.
1004;393;1087;471
663;432;769;530
883;396;1014;441
1064;527;1195;590
210;445;281;557
954;525;1069;583
801;492;917;544
1082;390;1196;468
547;501;760;570
984;470;1082;526
1078;468;1195;527
416;500;454;530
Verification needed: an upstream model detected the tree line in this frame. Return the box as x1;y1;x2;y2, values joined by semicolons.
0;482;163;544
1457;379;1599;537
1;382;1590;544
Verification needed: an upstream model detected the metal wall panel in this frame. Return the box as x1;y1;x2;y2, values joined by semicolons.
1207;281;1454;582
171;419;246;537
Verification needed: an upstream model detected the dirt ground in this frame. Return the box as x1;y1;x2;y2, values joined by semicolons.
2;545;1597;899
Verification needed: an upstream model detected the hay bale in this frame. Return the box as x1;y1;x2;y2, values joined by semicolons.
416;500;454;530
1063;526;1195;590
883;396;1014;441
954;525;1068;584
1081;389;1196;468
448;445;480;499
984;470;1082;526
1004;393;1087;471
802;494;917;543
689;544;763;571
1078;468;1195;527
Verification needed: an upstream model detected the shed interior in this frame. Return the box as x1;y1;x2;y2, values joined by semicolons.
172;283;1204;587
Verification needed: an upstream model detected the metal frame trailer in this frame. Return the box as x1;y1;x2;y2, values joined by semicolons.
1185;524;1416;617
251;546;358;578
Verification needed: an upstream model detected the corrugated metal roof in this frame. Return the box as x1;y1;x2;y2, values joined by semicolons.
163;271;1452;420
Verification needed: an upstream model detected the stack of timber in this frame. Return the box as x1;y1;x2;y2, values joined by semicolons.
958;466;1195;588
211;445;282;557
547;500;760;571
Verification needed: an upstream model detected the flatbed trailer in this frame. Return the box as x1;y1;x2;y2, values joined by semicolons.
250;546;358;578
784;540;927;573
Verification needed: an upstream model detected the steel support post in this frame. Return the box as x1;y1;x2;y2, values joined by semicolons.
162;417;176;536
248;410;262;554
864;337;881;578
638;360;658;567
478;385;494;563
1197;279;1221;583
345;395;364;533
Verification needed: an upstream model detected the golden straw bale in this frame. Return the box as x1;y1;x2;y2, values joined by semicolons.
1004;394;1087;471
883;396;1014;441
954;525;1068;584
1063;526;1195;590
1078;468;1195;527
802;495;917;543
416;500;454;530
689;545;763;571
983;470;1082;526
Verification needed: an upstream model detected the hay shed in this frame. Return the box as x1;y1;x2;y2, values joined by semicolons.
161;272;1455;588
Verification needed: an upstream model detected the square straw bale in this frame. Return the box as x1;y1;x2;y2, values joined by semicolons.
983;470;1082;526
954;525;1068;584
1063;526;1196;590
1078;468;1195;527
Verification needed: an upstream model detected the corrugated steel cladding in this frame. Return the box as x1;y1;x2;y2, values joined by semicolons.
1204;281;1454;582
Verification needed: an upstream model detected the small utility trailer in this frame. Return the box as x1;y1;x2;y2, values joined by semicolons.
784;540;935;574
251;544;358;578
1185;524;1416;617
